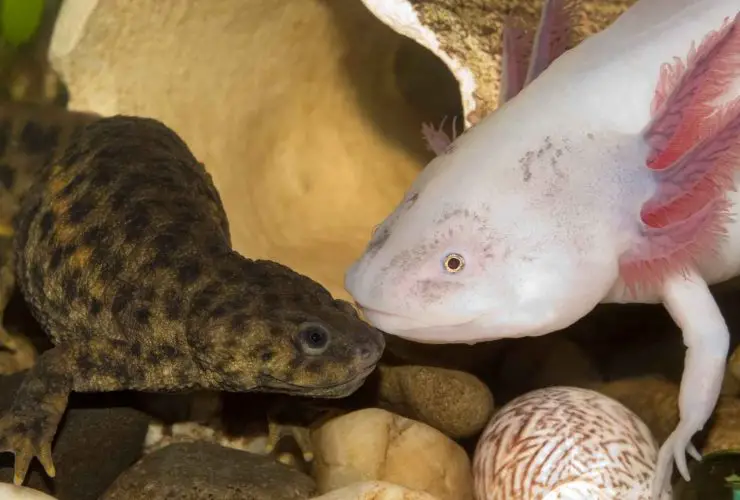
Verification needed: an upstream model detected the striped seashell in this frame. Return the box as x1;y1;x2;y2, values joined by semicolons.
472;386;672;500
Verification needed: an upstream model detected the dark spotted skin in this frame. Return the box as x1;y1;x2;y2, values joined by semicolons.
1;115;385;485
0;102;98;353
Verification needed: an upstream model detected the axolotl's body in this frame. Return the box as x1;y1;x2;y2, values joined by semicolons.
345;0;740;496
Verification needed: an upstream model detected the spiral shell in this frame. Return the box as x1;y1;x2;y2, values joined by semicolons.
472;386;671;500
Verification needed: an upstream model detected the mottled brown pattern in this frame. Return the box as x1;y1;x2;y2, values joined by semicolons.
1;115;385;485
0;102;98;352
473;386;666;500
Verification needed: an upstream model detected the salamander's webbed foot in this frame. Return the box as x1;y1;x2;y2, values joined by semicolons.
0;346;73;485
0;417;55;485
265;417;315;463
265;401;344;463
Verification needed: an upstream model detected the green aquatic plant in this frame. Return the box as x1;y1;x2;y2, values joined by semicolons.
1;0;45;47
0;0;57;104
726;473;740;499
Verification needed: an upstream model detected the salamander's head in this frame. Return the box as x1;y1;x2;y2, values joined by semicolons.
344;122;621;344
191;257;385;398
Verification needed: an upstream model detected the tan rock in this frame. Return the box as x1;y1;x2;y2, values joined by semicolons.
728;344;740;383
0;483;57;499
596;377;740;456
310;481;440;500
48;0;431;301
310;408;472;500
721;360;740;396
377;365;494;439
594;376;679;445
702;396;740;456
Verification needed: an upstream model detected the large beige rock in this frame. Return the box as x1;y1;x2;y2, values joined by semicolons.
311;481;440;500
48;0;433;301
0;484;57;499
310;408;472;500
46;0;637;301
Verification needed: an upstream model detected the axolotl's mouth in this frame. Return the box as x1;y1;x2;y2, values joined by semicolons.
357;305;490;345
358;302;572;344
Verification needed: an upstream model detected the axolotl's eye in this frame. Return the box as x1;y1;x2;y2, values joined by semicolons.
443;253;465;273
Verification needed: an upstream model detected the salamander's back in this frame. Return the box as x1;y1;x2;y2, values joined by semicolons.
0;101;99;230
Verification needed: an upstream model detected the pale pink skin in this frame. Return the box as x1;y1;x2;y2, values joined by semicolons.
345;0;740;498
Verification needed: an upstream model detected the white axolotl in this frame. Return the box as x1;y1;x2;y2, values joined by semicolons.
344;0;740;497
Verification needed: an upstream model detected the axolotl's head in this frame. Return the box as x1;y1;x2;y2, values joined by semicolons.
344;116;626;344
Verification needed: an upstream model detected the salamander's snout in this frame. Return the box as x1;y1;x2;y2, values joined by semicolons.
358;323;385;364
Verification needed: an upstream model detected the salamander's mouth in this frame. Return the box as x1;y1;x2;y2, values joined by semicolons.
262;365;377;398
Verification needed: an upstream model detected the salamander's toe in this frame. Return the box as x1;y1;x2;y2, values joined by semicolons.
0;413;56;485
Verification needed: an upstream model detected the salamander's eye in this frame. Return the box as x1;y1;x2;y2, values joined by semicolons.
298;323;331;355
443;253;465;273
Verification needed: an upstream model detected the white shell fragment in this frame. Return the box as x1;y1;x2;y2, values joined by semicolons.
472;386;671;500
359;0;479;127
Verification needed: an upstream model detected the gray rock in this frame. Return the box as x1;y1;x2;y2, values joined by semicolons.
0;372;151;500
100;441;316;500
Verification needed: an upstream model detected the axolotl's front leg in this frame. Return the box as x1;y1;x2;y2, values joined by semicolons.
650;271;729;496
605;11;740;496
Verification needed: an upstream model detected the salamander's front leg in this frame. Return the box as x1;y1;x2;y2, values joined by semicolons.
0;345;74;485
651;270;729;498
264;402;344;463
265;419;314;462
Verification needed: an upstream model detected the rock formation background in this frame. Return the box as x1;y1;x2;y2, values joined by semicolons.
45;0;636;301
